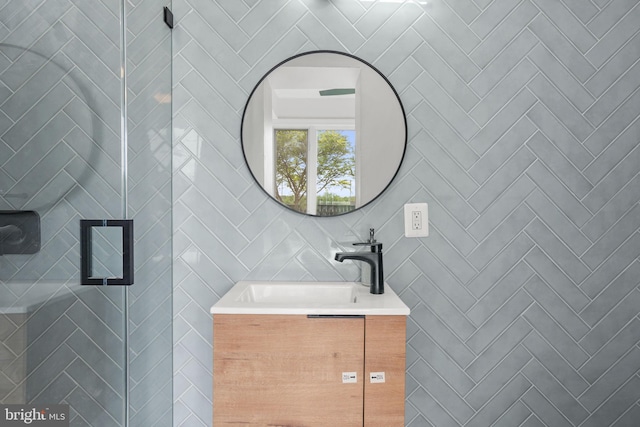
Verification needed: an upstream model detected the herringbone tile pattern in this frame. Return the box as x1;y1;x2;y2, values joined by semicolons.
1;1;172;426
173;0;640;426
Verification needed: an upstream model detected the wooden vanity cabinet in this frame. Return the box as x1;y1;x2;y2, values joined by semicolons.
213;314;406;427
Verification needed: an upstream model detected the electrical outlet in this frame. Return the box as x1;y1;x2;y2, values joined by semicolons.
404;203;428;237
412;210;422;230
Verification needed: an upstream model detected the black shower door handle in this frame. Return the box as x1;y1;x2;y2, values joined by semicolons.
80;219;134;285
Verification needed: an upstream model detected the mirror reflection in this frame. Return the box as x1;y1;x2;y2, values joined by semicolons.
242;51;406;216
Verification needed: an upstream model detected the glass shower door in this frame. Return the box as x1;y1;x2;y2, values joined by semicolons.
0;0;128;423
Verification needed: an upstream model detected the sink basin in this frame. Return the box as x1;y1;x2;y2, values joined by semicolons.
211;281;410;315
237;282;357;305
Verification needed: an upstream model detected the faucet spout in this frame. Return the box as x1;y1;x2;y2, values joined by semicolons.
335;245;384;294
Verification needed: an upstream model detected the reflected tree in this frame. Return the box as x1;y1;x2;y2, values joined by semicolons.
275;129;354;213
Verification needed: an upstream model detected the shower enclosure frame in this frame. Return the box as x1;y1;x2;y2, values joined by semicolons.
0;1;173;426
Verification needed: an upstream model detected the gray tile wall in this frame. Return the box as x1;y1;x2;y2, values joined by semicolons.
172;0;640;426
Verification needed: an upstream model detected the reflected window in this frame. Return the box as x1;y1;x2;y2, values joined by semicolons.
274;128;355;216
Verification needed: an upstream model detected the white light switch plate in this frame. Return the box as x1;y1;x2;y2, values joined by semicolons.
404;203;429;237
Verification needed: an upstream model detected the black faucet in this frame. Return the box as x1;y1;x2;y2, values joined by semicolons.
335;228;384;294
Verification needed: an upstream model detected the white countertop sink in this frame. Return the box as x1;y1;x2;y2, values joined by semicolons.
211;281;410;315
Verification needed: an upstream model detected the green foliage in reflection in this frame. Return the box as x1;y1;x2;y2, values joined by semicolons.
275;130;308;211
275;130;354;213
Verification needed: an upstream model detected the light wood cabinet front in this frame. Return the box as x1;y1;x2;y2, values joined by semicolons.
213;314;365;427
364;315;407;427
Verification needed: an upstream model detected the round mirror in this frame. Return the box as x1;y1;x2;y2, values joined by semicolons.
241;51;407;216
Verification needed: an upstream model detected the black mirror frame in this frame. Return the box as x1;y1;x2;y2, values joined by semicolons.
240;50;408;217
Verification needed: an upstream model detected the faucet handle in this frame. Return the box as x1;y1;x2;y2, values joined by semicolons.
353;228;382;252
353;241;383;252
353;228;382;251
352;228;377;244
353;241;382;247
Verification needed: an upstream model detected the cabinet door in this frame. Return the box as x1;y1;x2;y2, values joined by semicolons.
364;315;406;426
213;314;364;427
